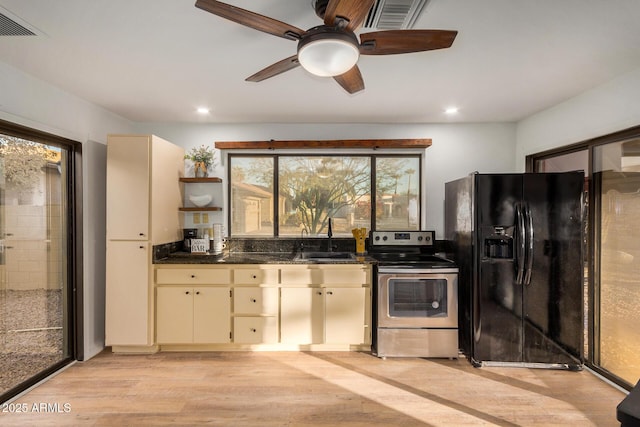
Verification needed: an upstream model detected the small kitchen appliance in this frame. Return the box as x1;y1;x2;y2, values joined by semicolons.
183;228;198;252
368;230;459;358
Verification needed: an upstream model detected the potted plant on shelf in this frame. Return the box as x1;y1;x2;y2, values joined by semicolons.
184;145;216;178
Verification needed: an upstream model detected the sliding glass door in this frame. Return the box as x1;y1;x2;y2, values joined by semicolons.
0;130;75;400
593;139;640;385
531;127;640;389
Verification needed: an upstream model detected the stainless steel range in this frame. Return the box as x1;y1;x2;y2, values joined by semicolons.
369;231;459;358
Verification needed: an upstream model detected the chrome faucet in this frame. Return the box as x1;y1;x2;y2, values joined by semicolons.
300;228;308;252
327;218;333;252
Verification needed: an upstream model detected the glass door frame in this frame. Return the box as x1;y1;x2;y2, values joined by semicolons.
0;118;82;403
527;124;640;391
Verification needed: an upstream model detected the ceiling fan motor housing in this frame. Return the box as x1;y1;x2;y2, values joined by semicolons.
313;0;330;19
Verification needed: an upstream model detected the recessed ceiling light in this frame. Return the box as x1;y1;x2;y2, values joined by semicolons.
444;107;459;114
196;107;210;114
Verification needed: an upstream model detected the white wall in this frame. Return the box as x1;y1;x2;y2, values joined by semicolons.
1;61;134;360
516;66;640;169
134;122;517;237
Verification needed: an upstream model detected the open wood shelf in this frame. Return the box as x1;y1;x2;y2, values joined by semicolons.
179;207;223;212
179;177;222;183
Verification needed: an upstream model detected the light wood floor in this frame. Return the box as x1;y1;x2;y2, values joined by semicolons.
3;350;626;426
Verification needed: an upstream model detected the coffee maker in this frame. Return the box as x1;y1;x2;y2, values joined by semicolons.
183;228;198;252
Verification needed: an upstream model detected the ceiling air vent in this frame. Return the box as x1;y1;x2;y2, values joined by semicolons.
0;10;37;36
364;0;430;30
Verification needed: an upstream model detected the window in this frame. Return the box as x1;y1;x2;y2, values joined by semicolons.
376;157;420;230
229;156;274;236
229;154;421;236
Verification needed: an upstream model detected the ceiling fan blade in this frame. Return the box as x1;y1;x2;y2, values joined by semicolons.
324;0;375;31
360;30;458;55
333;65;365;94
245;55;301;82
195;0;305;41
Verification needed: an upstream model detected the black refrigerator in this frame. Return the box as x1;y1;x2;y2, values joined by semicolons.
445;172;584;369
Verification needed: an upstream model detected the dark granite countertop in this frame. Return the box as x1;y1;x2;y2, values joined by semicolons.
154;251;375;265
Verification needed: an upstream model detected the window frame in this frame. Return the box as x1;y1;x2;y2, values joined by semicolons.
227;152;422;237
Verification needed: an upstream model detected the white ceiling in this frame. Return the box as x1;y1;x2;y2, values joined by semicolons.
1;0;640;124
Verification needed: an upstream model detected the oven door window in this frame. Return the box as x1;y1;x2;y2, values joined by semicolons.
388;278;448;318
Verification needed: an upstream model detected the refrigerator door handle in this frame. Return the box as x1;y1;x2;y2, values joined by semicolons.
524;204;534;285
515;203;526;285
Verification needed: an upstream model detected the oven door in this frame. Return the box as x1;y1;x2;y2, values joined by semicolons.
378;269;458;328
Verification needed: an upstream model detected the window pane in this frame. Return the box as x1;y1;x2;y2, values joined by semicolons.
278;157;371;236
230;157;274;236
376;157;420;230
0;134;69;395
593;139;640;385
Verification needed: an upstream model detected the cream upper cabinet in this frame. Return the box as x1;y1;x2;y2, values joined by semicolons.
106;134;184;244
106;135;150;240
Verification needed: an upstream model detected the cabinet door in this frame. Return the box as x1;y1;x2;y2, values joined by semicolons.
156;287;194;344
280;288;323;344
105;241;150;345
106;135;150;240
325;287;366;344
193;287;231;343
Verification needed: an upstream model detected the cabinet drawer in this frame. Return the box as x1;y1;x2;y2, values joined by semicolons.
156;268;231;285
233;287;278;315
233;268;278;284
281;267;368;285
233;317;278;344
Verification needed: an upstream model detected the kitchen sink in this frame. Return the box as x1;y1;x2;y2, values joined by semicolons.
294;251;355;262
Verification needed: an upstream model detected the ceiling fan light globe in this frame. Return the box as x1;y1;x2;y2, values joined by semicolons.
297;30;360;77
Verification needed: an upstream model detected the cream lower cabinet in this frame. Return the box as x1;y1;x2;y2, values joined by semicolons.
280;288;324;344
155;266;232;344
232;287;278;343
280;287;368;345
325;287;368;344
105;241;151;346
232;268;279;344
156;286;231;344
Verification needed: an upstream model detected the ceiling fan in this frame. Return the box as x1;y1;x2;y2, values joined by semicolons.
194;0;457;94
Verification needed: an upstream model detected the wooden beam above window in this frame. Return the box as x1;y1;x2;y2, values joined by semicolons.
214;139;432;150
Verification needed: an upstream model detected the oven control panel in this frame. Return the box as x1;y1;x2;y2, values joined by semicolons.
369;231;434;246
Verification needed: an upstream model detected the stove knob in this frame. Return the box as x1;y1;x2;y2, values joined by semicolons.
382;236;388;241
417;236;423;241
374;236;380;241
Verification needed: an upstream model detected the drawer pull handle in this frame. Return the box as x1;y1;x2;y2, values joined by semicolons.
185;291;190;295
191;275;196;278
327;291;333;295
196;291;200;295
251;298;257;303
316;291;322;295
250;328;257;333
252;275;257;279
